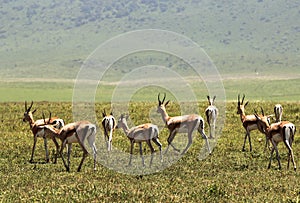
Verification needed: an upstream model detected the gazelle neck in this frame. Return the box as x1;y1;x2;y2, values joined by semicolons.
159;107;170;124
240;112;246;122
27;115;36;130
120;120;130;135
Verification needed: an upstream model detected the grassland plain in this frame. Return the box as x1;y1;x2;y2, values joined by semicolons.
1;101;300;202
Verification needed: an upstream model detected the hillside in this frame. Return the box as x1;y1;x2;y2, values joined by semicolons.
0;0;299;79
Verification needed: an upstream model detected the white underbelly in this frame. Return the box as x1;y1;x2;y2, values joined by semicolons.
66;134;78;143
36;129;45;138
130;133;154;141
247;124;257;131
272;133;282;143
177;126;189;133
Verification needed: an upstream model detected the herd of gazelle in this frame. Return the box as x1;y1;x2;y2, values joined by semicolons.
22;93;296;172
237;94;296;171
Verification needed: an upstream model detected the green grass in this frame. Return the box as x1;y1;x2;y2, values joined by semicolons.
0;76;299;102
1;101;300;202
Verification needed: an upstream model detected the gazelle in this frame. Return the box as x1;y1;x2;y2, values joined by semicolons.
205;95;218;139
254;110;296;170
116;114;162;166
236;94;269;151
157;93;211;155
40;113;97;172
22;101;64;163
274;104;283;122
101;110;116;151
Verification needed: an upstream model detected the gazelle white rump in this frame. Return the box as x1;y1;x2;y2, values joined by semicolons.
205;95;218;139
101;109;116;151
255;109;296;171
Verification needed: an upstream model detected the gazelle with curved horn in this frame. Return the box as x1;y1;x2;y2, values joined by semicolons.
157;93;211;155
40;113;97;172
254;109;296;170
116;114;162;166
22;101;64;163
101;109;116;151
205;95;218;139
236;94;269;152
274;104;283;123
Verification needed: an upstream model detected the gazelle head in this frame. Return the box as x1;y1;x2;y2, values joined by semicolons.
237;94;249;115
116;114;128;129
23;101;37;122
157;93;170;114
254;107;271;133
207;95;216;106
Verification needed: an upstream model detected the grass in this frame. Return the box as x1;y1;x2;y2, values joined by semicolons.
0;76;299;102
1;1;300;201
1;101;300;202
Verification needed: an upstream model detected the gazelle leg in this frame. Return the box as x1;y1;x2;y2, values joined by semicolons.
242;130;251;151
139;142;145;167
274;143;281;170
108;131;113;151
77;149;88;172
201;131;211;154
87;136;97;171
181;131;193;155
43;137;49;163
167;131;180;153
264;135;270;152
248;131;252;152
146;140;155;166
152;138;163;162
30;136;37;163
128;141;134;166
59;141;69;172
67;143;72;170
268;145;275;169
284;139;296;171
51;137;60;164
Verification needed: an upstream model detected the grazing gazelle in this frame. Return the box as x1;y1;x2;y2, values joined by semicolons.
205;95;218;139
236;94;268;151
254;110;296;171
274;104;283;123
117;114;162;166
23;101;64;163
157;93;211;155
40;113;97;172
101;110;116;151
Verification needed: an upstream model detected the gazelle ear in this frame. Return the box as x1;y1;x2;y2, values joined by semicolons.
244;101;249;107
207;96;211;105
102;109;107;117
213;96;216;102
32;109;37;114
